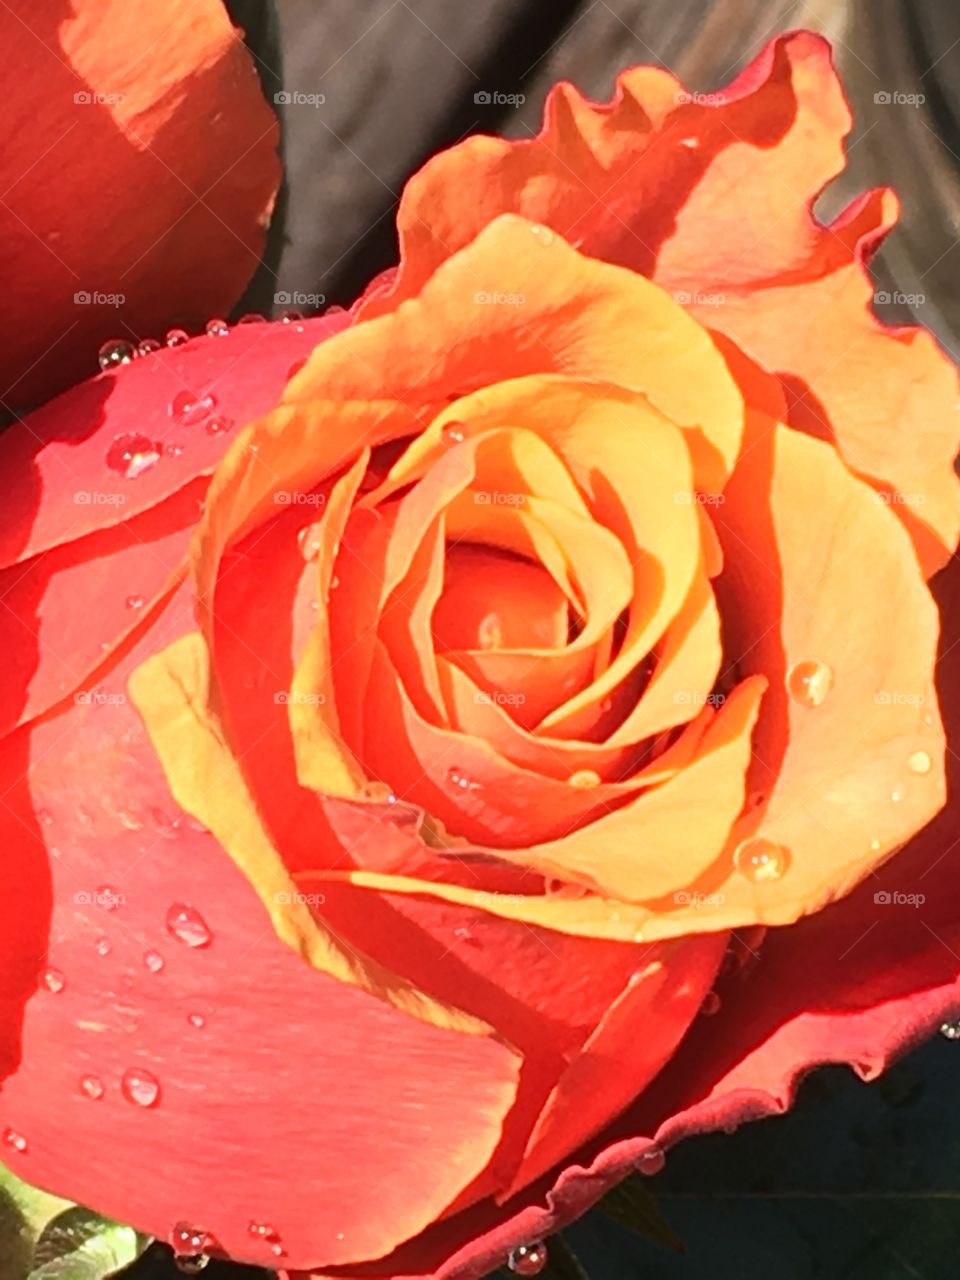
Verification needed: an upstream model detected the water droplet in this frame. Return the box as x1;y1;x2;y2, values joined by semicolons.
909;750;932;775
447;767;479;792
170;390;217;425
891;789;903;803
95;884;122;910
143;949;165;973
530;224;556;246
80;1074;104;1100
330;575;340;590
174;1256;209;1275
940;1018;960;1040
870;838;882;851
98;339;136;371
700;990;721;1016
36;808;53;826
105;433;162;480
187;1012;206;1029
169;1224;213;1272
247;1222;282;1253
297;522;324;562
125;593;145;610
95;936;112;956
205;318;229;337
281;308;304;323
287;357;307;378
166;903;212;948
442;422;466;445
2;1128;27;1154
40;967;66;994
204;415;233;437
165;328;190;347
734;837;790;884
137;338;161;357
636;1145;666;1175
166;440;187;458
237;312;265;324
121;1067;161;1108
568;769;601;788
362;782;398;805
786;660;834;708
508;1242;548;1276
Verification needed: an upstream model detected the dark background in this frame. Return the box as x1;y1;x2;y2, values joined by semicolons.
144;2;960;1277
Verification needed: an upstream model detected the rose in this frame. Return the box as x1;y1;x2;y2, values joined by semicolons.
0;0;278;411
0;30;958;1280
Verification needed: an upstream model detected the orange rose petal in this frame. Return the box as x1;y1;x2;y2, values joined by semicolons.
488;676;765;900
503;933;728;1198
0;0;279;409
288;452;371;799
434;544;569;652
379;514;450;723
323;219;745;493
362;641;655;848
695;188;960;574
366;33;843;311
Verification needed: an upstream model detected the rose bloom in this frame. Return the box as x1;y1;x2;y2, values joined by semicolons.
2;24;960;1280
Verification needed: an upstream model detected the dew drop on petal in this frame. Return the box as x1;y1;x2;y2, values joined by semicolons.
568;769;601;788
870;838;882;852
143;949;165;973
362;782;398;805
891;788;903;803
205;318;229;337
187;1012;206;1029
95;935;112;956
237;312;265;324
508;1242;548;1276
636;1145;666;1175
2;1128;27;1154
442;421;466;445
169;390;217;425
530;224;556;246
165;328;190;347
166;903;212;948
786;660;834;708
909;750;932;775
447;767;478;792
174;1256;209;1275
80;1074;105;1100
204;415;233;437
98;339;136;370
106;434;161;480
700;990;721;1016
297;522;324;562
40;967;66;994
734;837;790;884
95;884;122;910
940;1018;960;1040
125;593;144;611
121;1067;161;1108
247;1222;282;1252
137;338;161;357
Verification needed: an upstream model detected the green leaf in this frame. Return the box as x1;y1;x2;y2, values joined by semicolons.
595;1175;684;1252
0;1167;143;1280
